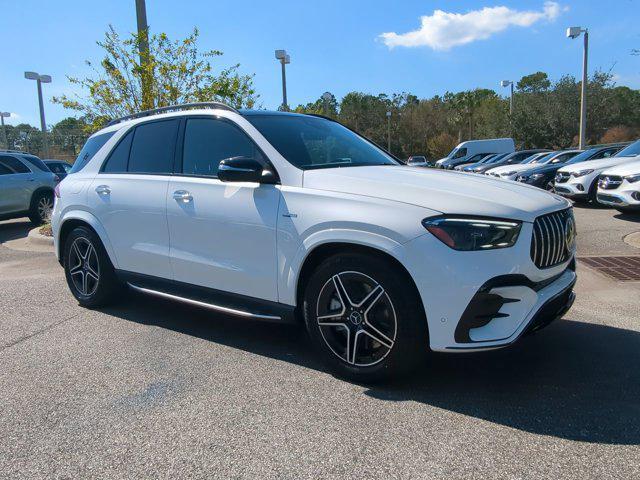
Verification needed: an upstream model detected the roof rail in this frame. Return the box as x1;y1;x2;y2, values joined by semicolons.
0;149;29;154
106;102;239;127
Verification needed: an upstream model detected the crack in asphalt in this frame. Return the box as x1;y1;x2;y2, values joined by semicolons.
0;314;79;352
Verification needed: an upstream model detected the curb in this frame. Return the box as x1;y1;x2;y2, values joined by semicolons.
28;227;54;247
624;232;640;250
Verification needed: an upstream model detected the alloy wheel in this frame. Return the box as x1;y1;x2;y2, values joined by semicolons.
37;196;54;221
315;271;397;367
68;237;100;296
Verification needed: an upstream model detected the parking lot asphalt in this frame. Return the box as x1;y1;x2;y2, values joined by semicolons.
0;210;639;480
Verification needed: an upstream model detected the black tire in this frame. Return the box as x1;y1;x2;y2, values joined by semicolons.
28;190;54;225
587;180;598;204
302;252;428;383
63;226;122;308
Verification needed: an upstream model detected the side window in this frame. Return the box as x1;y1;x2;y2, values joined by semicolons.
452;148;467;159
70;131;115;173
0;163;12;175
0;155;30;173
598;148;616;159
182;118;263;177
102;130;133;173
128;120;179;174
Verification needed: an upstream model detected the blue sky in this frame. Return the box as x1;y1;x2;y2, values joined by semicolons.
1;0;638;127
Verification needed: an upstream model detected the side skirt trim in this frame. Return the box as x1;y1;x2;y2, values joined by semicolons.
127;283;283;321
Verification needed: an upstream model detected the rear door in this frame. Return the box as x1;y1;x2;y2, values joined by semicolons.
166;117;281;301
88;120;178;279
0;155;34;213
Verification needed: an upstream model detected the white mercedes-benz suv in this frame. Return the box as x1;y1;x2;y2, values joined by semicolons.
596;160;640;212
52;103;577;381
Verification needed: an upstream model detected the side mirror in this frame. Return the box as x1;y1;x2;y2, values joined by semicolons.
218;156;276;184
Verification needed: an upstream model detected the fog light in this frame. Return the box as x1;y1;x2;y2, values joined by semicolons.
632;191;640;201
576;184;585;192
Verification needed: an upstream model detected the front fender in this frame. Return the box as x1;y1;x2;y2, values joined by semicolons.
54;209;118;268
278;228;404;306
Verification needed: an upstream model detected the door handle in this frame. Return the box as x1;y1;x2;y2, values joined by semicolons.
95;185;111;195
173;190;193;203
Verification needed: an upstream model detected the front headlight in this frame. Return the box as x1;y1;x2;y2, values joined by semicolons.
422;216;522;251
571;169;594;178
625;174;640;183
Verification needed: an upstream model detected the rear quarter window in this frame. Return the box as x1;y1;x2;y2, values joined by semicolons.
70;131;116;173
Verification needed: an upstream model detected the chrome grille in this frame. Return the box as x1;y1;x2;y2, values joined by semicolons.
555;172;570;183
531;209;575;269
598;175;623;190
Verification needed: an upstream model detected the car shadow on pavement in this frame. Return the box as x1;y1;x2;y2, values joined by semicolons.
366;318;640;446
103;292;640;446
614;212;640;223
0;219;34;243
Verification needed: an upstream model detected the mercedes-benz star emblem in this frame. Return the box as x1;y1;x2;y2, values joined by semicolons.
564;215;576;251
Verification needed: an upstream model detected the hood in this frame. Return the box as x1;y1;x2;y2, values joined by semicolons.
302;166;569;222
486;164;533;175
558;155;640;173
601;159;640;176
520;163;561;175
474;160;508;172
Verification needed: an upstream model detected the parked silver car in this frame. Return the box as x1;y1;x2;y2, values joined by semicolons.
0;150;57;224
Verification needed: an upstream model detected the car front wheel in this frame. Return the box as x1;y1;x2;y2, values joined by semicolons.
29;190;54;225
303;252;427;382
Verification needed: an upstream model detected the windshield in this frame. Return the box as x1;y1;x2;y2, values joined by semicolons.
478;154;496;164
246;115;398;170
485;153;508;164
615;140;640;157
527;152;554;164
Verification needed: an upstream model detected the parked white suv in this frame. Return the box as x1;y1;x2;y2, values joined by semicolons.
52;103;577;381
554;140;640;203
596;161;640;213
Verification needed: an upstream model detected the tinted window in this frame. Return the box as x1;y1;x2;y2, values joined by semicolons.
102;130;133;173
616;140;640;157
46;162;66;174
247;115;397;170
71;131;115;173
0;155;30;173
128;120;178;174
182;119;263;177
452;148;467;159
20;155;49;171
0;163;12;175
550;152;579;164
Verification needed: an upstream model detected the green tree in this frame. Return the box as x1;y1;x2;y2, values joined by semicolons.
516;72;551;93
53;26;257;129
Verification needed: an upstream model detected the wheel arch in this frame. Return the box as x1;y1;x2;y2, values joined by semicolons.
57;212;118;268
294;242;426;326
29;186;55;207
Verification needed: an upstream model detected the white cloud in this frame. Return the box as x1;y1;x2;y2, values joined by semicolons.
380;2;565;51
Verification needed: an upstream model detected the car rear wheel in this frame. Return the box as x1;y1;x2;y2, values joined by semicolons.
28;190;54;225
63;226;122;308
302;252;428;382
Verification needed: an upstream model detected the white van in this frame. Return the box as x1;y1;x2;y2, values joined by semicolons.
436;138;515;170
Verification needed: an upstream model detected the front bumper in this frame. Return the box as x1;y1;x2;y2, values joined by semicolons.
597;187;640;208
397;224;577;352
554;174;596;198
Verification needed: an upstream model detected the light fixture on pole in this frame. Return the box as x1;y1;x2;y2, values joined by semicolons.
0;112;10;149
386;111;392;152
567;26;589;149
275;50;290;111
500;80;514;115
24;71;52;156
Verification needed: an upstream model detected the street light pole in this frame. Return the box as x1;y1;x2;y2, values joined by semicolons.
135;0;153;110
275;50;290;111
500;80;514;115
0;112;10;149
24;71;52;157
567;26;589;149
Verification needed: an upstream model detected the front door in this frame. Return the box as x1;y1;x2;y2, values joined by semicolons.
167;117;280;302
